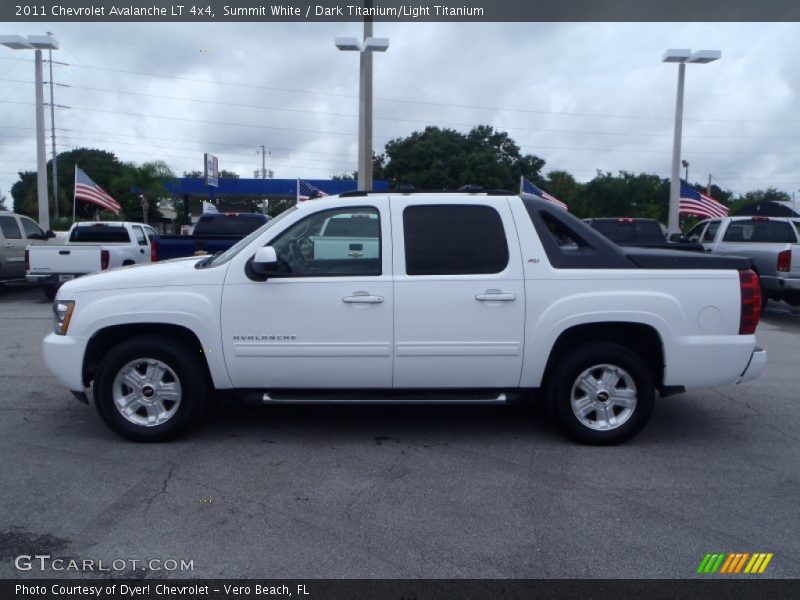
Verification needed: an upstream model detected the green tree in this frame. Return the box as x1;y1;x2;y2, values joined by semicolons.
543;170;581;211
575;171;670;220
183;169;240;179
0;192;10;211
377;125;545;190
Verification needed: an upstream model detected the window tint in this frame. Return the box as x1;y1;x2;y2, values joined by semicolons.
20;217;44;239
403;205;508;275
0;216;22;240
132;226;147;246
269;207;381;277
69;225;131;243
723;220;796;243
701;221;720;242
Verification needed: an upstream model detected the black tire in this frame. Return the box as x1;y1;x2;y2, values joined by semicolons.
41;284;58;300
94;335;209;442
547;342;655;445
760;287;768;314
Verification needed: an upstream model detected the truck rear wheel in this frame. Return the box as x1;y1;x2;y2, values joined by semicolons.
547;342;655;445
93;335;209;442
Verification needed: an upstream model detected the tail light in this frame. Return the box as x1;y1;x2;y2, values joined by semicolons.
739;269;761;335
777;249;791;272
24;249;29;272
100;249;110;271
151;239;159;262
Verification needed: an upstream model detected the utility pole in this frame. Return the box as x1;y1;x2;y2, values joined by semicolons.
47;32;58;220
255;145;272;178
707;174;712;197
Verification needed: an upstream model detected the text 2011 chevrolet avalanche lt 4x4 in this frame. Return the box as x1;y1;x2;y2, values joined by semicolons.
43;192;766;444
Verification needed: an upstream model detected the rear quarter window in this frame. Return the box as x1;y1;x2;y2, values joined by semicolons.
722;220;796;243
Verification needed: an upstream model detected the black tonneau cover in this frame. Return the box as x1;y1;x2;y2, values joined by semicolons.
623;248;750;270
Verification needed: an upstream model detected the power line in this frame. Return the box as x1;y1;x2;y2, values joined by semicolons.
34;57;800;126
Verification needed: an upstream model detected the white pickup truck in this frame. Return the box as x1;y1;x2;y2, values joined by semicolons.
27;221;158;299
683;216;800;309
43;192;766;444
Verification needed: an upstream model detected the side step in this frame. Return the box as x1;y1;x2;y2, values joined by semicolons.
239;389;525;405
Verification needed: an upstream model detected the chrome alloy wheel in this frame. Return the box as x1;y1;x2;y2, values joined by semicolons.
569;363;637;431
111;358;182;427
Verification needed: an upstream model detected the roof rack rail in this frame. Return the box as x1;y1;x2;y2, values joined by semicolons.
338;188;513;198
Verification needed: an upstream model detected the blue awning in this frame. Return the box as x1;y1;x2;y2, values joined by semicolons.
165;178;389;198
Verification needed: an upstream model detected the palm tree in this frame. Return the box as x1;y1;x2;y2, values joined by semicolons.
125;160;174;224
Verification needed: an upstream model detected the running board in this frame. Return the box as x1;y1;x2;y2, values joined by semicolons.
239;389;524;405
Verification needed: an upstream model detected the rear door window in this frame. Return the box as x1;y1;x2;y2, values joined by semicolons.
0;216;22;240
403;205;508;275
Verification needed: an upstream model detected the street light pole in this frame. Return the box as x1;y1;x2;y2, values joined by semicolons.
663;48;720;235
0;33;59;230
47;34;58;220
336;4;388;192
358;16;373;191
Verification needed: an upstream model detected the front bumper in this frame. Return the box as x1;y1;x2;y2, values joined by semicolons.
42;333;87;393
738;347;767;384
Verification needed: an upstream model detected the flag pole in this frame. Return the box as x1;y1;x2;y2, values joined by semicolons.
72;164;77;223
296;178;299;204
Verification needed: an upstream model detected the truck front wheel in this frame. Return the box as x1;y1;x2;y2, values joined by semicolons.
547;343;655;445
93;335;209;442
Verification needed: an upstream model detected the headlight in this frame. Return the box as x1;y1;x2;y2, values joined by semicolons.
53;300;75;336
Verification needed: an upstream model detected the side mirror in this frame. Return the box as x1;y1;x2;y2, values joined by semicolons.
668;233;684;243
45;230;56;239
250;246;279;277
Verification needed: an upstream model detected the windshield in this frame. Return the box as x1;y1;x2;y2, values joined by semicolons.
202;207;296;268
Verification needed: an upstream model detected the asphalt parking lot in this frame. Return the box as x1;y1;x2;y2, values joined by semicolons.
0;282;798;579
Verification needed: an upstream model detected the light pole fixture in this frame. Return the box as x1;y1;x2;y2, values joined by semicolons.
0;33;59;230
663;48;720;235
681;159;689;183
335;15;389;192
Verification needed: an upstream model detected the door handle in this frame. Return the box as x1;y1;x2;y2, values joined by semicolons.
4;242;12;248
475;290;517;302
342;292;384;304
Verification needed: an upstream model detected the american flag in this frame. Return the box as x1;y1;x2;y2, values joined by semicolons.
519;176;568;211
297;179;329;202
679;181;728;219
74;166;121;215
